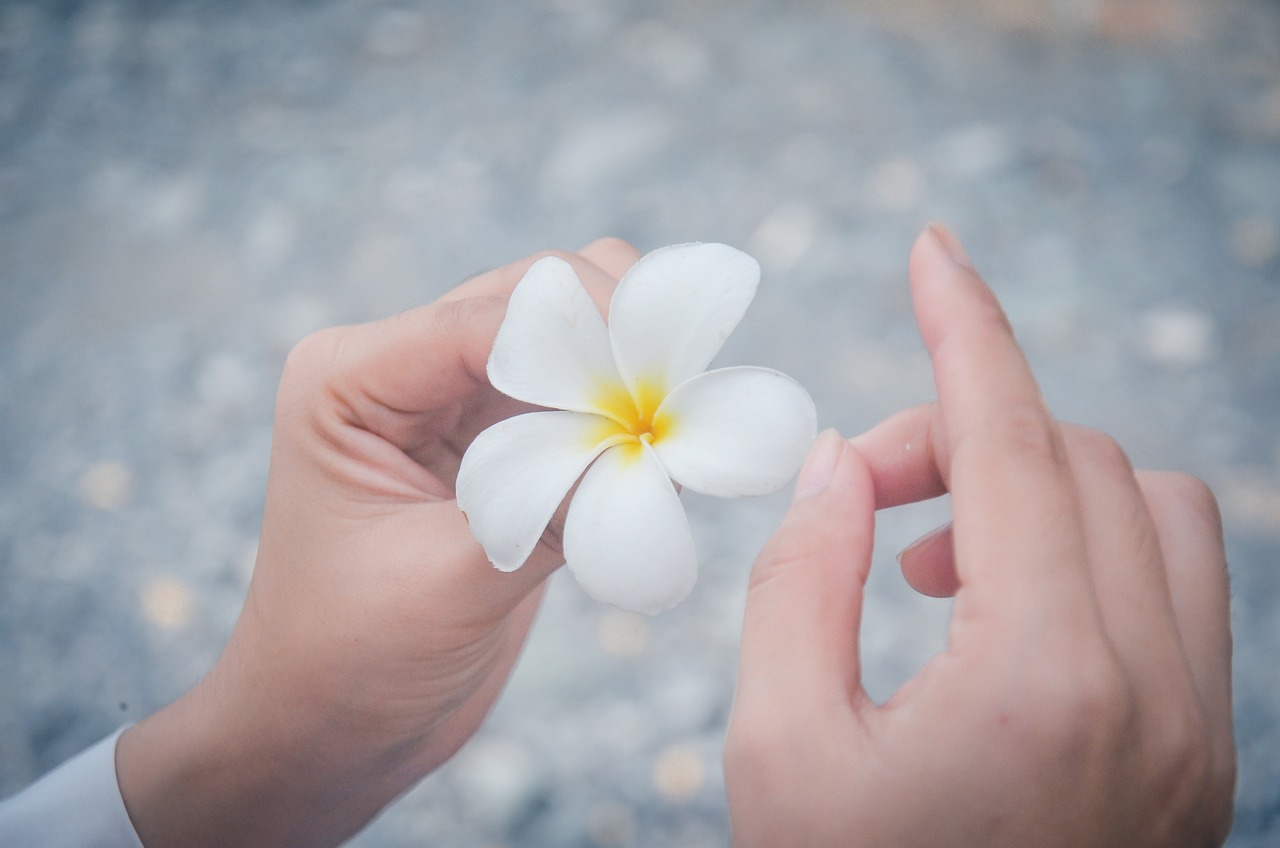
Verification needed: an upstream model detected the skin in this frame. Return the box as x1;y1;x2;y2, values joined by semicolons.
115;237;641;848
110;226;1235;847
725;225;1235;847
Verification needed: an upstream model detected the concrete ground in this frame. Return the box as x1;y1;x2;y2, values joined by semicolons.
1;0;1278;845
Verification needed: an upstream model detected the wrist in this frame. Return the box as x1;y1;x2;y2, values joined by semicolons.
116;646;421;848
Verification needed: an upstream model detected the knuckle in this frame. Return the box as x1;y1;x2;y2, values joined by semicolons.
527;248;580;268
582;235;638;257
1016;644;1135;753
746;539;824;596
276;327;357;435
487;249;577;291
1153;472;1222;527
1144;698;1220;828
280;326;348;395
986;403;1067;466
419;296;505;386
1151;693;1208;768
430;293;501;336
1064;426;1135;476
1065;652;1135;733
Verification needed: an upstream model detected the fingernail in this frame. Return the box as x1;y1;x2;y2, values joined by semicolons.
895;521;953;565
926;223;975;272
793;428;844;502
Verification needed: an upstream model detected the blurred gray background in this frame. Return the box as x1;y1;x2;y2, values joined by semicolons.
1;0;1277;845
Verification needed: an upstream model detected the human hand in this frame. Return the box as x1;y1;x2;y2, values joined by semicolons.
724;225;1235;847
116;238;640;848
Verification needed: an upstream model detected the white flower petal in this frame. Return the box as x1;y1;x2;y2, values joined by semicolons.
608;243;760;397
456;410;617;572
651;366;817;497
488;256;623;414
563;441;697;615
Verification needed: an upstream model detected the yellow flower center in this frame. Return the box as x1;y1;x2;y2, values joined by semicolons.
591;377;672;455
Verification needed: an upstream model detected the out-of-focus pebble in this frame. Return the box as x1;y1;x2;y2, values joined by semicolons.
652;743;704;802
1138;307;1217;365
141;577;194;631
597;609;649;658
78;461;136;511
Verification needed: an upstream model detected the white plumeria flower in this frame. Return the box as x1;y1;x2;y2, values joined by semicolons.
456;243;817;615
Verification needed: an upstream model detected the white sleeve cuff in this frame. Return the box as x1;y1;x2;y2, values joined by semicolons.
0;727;145;848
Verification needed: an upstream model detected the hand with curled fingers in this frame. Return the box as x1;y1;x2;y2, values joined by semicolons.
725;225;1235;847
113;239;641;848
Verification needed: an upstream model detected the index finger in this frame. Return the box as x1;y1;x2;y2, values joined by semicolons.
325;247;631;429
909;225;1096;629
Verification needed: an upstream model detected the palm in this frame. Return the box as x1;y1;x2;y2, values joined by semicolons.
264;377;544;757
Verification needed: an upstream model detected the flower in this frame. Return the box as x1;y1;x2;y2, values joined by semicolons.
456;243;817;614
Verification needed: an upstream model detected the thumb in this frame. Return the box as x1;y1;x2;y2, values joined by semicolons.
735;429;877;712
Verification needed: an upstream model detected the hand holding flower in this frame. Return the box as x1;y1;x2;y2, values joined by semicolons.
114;239;641;848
